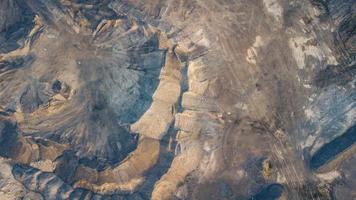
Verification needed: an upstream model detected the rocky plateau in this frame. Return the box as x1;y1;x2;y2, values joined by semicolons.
0;0;355;199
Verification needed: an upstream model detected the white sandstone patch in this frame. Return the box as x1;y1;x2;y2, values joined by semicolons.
303;83;312;89
199;149;221;180
305;108;316;119
276;172;287;183
193;29;210;47
246;35;266;65
175;184;188;199
263;0;283;23
289;37;338;69
234;102;248;111
236;169;247;178
311;137;326;155
300;134;317;149
345;106;356;124
316;171;341;182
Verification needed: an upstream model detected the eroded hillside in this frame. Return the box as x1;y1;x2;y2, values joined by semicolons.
0;0;355;199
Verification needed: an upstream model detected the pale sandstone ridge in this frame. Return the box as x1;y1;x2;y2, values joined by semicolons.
67;23;182;194
0;0;355;199
0;2;223;198
73;138;160;194
0;6;173;196
131;50;182;140
151;140;203;200
151;27;225;199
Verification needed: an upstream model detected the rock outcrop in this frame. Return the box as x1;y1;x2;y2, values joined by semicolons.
0;0;354;200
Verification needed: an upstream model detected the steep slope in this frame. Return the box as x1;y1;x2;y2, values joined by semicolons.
0;0;354;200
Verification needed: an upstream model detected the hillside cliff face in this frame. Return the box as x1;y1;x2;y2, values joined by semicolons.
0;0;355;200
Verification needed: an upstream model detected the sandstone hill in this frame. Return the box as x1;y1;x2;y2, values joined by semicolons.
0;0;355;199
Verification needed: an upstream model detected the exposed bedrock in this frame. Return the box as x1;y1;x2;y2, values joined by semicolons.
73;137;160;194
0;0;355;199
0;0;187;197
0;11;165;163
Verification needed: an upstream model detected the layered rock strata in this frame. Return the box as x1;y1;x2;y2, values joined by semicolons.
0;0;355;200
